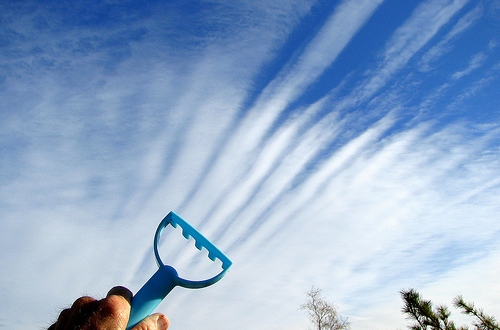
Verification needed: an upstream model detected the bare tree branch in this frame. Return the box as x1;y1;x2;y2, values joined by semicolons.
301;287;349;330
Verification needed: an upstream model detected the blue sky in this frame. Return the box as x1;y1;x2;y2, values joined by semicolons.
1;0;499;329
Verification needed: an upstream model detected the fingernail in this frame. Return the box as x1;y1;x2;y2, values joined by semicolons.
106;286;133;304
157;315;169;330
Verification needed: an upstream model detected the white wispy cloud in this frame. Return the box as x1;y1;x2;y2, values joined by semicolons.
264;0;385;104
175;0;386;236
452;51;487;79
419;3;484;72
354;0;470;103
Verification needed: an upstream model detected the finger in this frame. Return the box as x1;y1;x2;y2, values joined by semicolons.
131;313;169;330
92;286;133;329
96;293;132;330
53;296;97;330
49;308;70;330
52;308;70;330
70;297;100;329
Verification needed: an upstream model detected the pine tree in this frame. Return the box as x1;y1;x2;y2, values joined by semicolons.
400;288;499;330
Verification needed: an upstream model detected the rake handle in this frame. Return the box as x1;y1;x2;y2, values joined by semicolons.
126;265;178;330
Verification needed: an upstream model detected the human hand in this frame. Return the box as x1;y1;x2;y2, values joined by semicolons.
48;286;169;330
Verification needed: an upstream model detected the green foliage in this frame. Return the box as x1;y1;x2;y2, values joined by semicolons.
401;289;499;330
453;296;500;330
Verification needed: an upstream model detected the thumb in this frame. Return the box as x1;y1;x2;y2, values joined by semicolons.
131;313;169;330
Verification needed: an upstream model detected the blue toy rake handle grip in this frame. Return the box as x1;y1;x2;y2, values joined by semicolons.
126;265;178;330
125;266;231;330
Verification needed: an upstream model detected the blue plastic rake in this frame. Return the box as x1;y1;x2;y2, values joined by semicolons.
126;211;232;330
